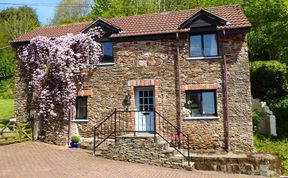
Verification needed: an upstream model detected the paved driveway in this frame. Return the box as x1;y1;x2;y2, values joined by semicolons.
0;141;263;178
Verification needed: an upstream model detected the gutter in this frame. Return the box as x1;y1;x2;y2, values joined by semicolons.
175;32;182;132
222;30;230;151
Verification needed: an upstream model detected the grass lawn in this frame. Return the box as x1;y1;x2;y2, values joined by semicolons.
254;134;288;175
0;99;14;120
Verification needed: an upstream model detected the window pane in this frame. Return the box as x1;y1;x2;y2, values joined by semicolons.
149;98;154;105
202;91;216;115
186;91;201;116
76;97;87;120
203;34;218;56
103;42;113;57
101;42;113;63
190;35;202;57
148;91;153;97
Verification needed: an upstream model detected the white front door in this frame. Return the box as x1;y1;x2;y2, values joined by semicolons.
135;87;155;132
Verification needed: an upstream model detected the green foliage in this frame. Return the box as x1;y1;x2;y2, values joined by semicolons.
52;0;92;25
267;96;288;137
0;99;14;120
250;60;287;99
71;135;80;143
0;55;15;79
0;6;39;99
0;6;40;40
254;134;288;175
252;109;267;132
0;78;15;99
91;0;157;19
90;0;241;19
243;0;288;62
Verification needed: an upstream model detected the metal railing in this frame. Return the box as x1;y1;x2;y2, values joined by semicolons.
93;109;191;166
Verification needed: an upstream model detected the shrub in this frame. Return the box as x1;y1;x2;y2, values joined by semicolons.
0;55;15;79
252;109;268;132
254;134;288;175
250;60;287;99
267;96;288;137
71;135;80;143
0;77;15;99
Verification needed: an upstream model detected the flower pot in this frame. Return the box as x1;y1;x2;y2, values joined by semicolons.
70;142;78;148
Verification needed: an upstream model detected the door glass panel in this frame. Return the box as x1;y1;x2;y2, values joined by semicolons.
149;98;153;105
149;91;153;97
144;91;148;97
144;98;148;105
139;91;143;97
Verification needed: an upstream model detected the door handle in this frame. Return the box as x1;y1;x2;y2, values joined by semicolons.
143;113;150;115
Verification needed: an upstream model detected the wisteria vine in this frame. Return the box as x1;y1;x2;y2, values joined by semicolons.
18;28;102;120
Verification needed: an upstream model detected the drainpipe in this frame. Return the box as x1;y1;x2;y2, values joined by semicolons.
67;108;71;146
222;30;230;151
175;32;182;132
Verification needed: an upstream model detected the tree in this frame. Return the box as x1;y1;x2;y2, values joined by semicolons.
242;0;288;62
90;0;242;19
0;6;40;41
0;6;40;99
52;0;93;24
91;0;157;19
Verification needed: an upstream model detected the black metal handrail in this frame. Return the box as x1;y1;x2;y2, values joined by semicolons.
155;111;190;165
93;109;191;166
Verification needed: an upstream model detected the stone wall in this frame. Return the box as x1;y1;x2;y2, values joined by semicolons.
87;136;192;170
191;153;282;176
15;32;253;152
252;99;277;136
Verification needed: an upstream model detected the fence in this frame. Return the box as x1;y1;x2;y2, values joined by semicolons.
0;118;32;145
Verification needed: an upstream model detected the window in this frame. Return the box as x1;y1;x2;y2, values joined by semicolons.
76;96;88;120
100;42;113;63
185;90;217;117
189;34;218;57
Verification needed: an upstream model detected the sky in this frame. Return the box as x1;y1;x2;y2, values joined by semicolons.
0;0;61;25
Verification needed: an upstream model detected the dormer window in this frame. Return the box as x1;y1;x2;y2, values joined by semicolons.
100;42;114;63
189;33;218;57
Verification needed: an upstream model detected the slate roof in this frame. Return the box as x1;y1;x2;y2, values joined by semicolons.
12;5;251;43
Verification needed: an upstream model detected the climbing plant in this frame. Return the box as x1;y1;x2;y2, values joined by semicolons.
18;28;102;120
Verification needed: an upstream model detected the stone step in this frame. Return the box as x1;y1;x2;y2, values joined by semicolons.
182;161;195;171
169;154;184;163
93;150;102;156
156;141;170;150
161;147;178;157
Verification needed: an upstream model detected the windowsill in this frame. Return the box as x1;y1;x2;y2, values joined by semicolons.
96;62;115;66
186;56;222;60
184;116;220;120
72;119;89;123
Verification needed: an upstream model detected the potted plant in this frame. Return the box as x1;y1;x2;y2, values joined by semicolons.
70;135;80;148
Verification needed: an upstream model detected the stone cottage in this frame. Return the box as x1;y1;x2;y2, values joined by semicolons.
12;5;253;153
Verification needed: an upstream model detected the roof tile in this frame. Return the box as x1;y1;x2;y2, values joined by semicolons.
12;5;251;43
